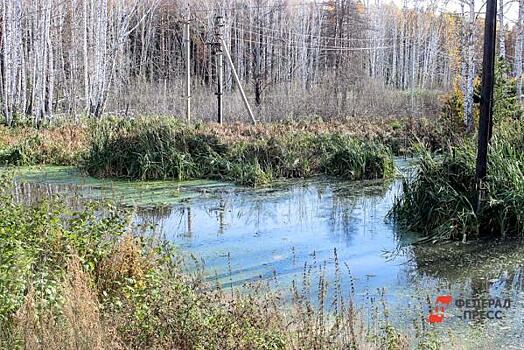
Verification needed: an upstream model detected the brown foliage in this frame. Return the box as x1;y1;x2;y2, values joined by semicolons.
96;235;146;295
13;257;123;350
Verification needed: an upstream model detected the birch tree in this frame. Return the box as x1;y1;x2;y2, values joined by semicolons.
498;0;506;59
460;0;476;132
0;0;479;122
1;0;23;125
516;0;524;102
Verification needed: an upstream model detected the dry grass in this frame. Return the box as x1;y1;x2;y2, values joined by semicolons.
13;258;119;350
0;123;86;152
199;116;453;154
4;233;409;350
0;122;88;166
96;235;146;295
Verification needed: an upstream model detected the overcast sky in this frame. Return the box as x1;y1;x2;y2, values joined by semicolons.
386;0;519;25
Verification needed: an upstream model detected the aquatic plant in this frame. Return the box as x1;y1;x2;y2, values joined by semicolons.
0;115;455;171
392;120;524;241
83;117;395;186
322;135;394;180
84;117;228;181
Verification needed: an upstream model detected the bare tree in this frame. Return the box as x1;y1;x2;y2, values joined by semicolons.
0;0;483;123
516;0;524;102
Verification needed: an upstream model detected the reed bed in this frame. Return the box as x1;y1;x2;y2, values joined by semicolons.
83;117;395;186
0;115;453;174
392;120;524;242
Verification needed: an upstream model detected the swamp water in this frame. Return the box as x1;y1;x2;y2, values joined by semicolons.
6;161;524;349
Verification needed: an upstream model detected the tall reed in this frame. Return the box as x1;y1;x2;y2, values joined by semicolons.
392;120;524;241
83;117;394;186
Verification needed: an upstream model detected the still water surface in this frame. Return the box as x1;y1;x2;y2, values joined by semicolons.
9;161;524;348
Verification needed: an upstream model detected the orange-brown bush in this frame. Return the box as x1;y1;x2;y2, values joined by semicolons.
13;258;116;350
0;122;88;166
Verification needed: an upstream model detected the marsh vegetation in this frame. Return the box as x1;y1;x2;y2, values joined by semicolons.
0;116;454;185
1;0;524;349
0;171;420;350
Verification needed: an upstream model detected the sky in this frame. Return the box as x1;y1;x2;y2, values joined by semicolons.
386;0;519;25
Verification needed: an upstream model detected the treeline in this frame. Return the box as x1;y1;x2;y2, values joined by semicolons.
0;0;522;124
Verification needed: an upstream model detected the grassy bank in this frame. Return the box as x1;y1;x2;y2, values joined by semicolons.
0;171;419;350
392;120;524;242
0;115;455;186
84;117;396;186
0;123;87;166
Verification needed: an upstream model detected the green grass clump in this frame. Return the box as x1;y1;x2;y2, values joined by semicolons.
84;117;227;181
83;117;394;186
392;120;524;241
323;135;394;180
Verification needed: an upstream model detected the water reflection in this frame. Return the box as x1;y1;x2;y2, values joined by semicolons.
12;181;84;208
141;178;409;301
10;165;524;346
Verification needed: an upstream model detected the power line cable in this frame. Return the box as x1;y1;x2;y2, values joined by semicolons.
237;37;395;52
230;24;423;49
190;2;332;14
232;21;415;43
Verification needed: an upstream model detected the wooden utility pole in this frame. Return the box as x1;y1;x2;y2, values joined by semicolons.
215;15;224;125
476;0;498;211
184;5;191;123
221;37;257;125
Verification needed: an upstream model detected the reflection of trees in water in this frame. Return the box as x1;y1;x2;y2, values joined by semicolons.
409;241;524;325
134;205;174;238
233;180;382;236
13;181;84;209
328;181;390;242
16;178;396;255
225;184;316;231
165;180;392;241
453;268;523;327
410;241;524;283
236;193;283;230
329;194;357;240
150;182;324;239
131;179;392;245
134;205;173;222
208;198;226;235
